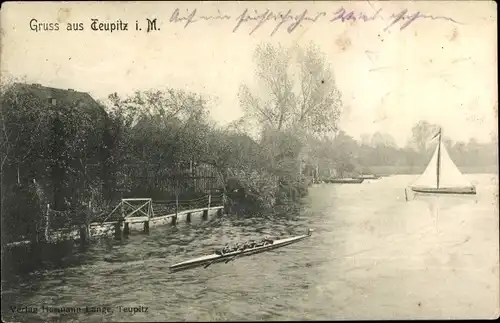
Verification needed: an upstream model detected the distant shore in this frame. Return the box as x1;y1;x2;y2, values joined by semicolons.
366;165;498;175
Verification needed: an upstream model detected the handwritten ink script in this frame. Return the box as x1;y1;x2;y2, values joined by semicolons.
28;6;461;35
169;7;462;35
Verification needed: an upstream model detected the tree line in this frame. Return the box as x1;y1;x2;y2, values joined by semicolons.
326;120;498;176
1;43;497;244
0;42;344;243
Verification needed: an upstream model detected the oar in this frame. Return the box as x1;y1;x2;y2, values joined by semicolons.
204;249;232;268
224;244;259;264
203;259;218;269
224;253;241;264
204;252;239;268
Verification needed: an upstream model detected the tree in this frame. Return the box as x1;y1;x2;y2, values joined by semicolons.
409;120;440;153
238;43;295;132
464;138;480;166
370;132;385;147
331;131;360;176
105;89;211;197
442;136;454;149
360;133;371;146
238;42;343;135
295;44;343;134
237;42;343;199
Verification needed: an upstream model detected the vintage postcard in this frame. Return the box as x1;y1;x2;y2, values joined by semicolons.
1;1;498;322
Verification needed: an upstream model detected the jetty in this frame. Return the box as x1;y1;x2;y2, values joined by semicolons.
5;192;226;247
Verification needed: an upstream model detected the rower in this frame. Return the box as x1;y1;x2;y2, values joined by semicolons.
221;244;230;254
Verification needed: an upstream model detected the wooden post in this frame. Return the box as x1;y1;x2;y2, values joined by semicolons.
208;194;211;210
171;215;177;226
222;192;228;214
114;220;123;240
175;194;179;217
33;223;40;244
217;208;222;216
202;209;208;220
186;212;191;223
190;160;195;191
144;199;151;233
45;204;50;242
79;224;88;244
123;222;130;236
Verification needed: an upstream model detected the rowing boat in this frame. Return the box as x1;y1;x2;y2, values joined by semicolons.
353;174;380;180
324;178;364;184
169;229;313;272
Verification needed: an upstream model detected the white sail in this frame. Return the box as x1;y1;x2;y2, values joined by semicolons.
412;144;440;188
412;133;473;189
438;144;472;188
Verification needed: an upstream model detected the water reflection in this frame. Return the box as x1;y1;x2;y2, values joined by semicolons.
2;174;498;321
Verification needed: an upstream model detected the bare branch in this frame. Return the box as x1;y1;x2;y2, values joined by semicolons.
241;42;343;136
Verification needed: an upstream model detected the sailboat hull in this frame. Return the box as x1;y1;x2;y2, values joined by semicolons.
410;186;476;195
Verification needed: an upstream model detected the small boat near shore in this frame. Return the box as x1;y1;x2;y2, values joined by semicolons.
354;174;380;180
323;178;364;184
169;229;313;272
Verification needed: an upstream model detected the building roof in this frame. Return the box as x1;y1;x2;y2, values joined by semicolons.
7;83;106;117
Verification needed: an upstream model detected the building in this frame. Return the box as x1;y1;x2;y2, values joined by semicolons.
2;83;108;210
7;82;105;114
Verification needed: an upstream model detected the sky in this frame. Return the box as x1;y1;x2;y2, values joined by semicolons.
1;1;497;147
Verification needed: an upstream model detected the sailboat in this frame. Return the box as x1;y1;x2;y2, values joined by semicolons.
409;128;476;195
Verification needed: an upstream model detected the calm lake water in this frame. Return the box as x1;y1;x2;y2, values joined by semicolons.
2;175;499;321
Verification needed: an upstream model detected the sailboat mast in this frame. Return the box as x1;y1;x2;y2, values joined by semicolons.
436;129;442;189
